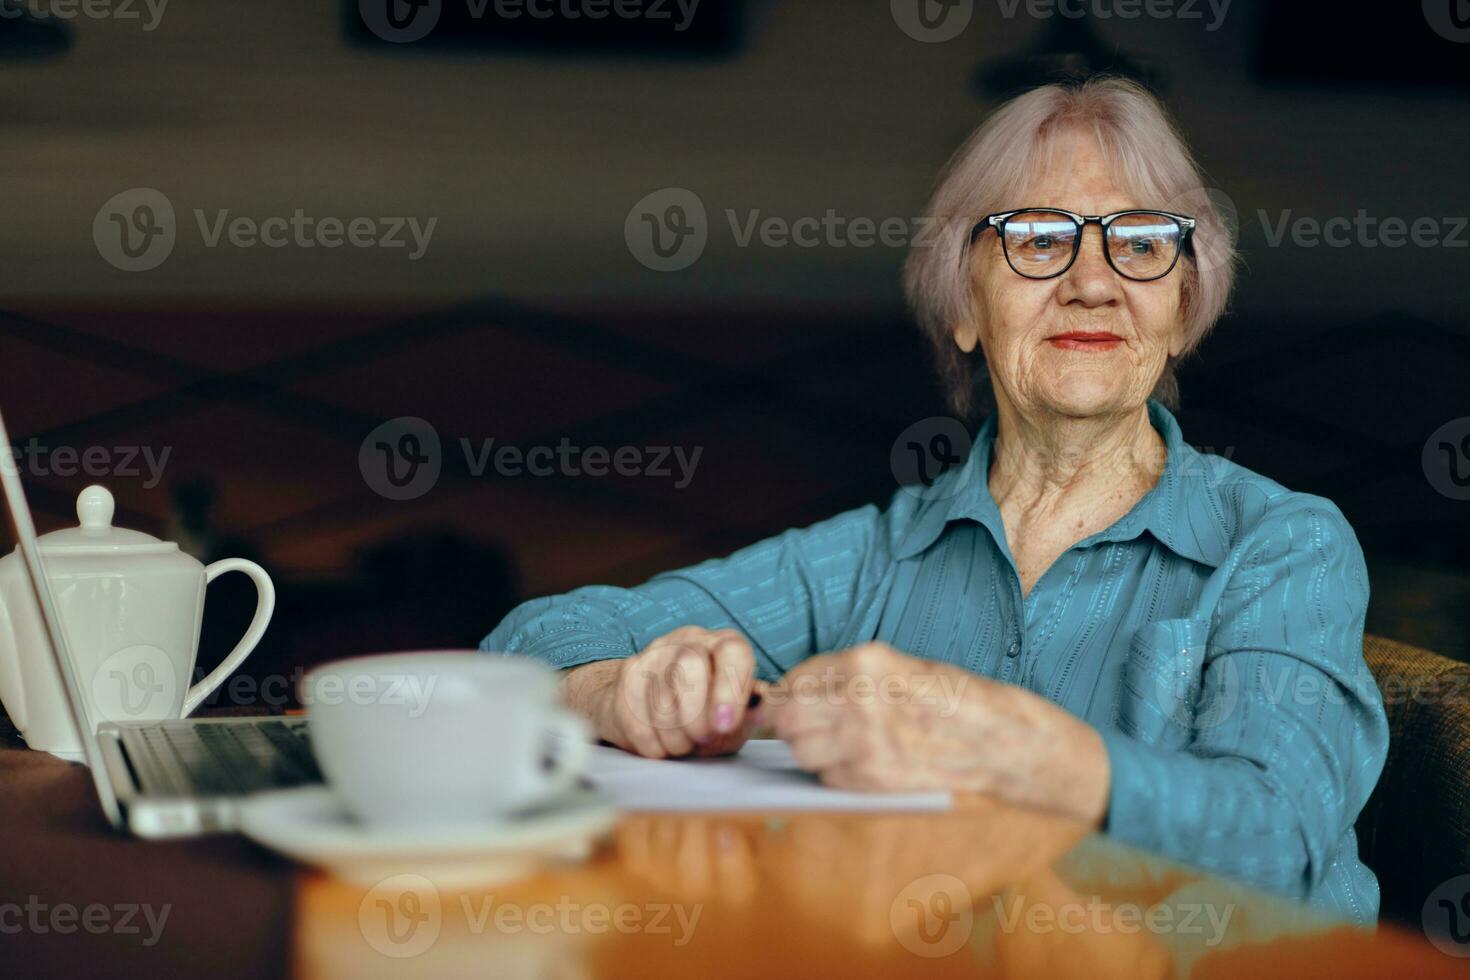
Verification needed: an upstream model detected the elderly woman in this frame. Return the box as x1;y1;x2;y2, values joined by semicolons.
483;78;1388;924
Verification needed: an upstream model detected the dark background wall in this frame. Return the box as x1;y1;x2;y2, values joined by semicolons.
1;0;1467;693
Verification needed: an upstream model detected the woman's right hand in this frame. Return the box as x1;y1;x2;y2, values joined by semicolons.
564;626;763;758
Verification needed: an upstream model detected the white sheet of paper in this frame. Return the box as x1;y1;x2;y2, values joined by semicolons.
584;739;952;812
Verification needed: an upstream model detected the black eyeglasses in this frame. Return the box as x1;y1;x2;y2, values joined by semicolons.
971;208;1196;282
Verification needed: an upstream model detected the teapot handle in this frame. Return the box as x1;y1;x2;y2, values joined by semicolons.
182;559;276;717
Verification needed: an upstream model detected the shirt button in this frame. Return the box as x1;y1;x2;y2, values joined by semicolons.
1006;640;1021;658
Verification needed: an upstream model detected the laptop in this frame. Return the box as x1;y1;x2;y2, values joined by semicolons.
0;409;322;838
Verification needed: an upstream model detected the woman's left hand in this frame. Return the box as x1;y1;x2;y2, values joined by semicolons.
765;642;1111;825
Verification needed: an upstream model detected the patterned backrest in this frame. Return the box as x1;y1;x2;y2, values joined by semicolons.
1357;634;1470;924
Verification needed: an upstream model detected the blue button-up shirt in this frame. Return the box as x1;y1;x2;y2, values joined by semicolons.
483;400;1389;924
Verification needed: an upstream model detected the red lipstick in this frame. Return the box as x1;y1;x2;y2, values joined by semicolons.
1047;331;1122;352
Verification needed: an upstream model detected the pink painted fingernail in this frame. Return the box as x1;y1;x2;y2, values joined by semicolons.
714;704;736;733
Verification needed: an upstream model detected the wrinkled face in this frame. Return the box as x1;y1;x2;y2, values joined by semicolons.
959;128;1186;420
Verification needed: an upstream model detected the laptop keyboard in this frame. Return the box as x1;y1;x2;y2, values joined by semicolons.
126;719;323;798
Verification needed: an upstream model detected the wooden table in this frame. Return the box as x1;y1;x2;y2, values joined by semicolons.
294;797;1465;979
2;737;1464;979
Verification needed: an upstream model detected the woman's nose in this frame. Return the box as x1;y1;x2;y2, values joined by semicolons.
1057;226;1123;307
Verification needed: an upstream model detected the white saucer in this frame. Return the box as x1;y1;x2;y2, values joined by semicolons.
237;786;620;889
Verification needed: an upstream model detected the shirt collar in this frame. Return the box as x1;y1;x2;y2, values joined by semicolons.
892;399;1232;568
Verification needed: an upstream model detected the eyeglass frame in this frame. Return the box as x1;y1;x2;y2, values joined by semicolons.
969;207;1198;282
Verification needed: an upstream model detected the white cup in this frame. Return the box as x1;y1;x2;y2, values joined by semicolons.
302;652;590;826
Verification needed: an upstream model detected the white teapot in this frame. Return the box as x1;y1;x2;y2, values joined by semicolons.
0;485;274;753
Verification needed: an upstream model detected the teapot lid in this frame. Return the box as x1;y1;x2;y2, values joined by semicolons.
36;486;178;555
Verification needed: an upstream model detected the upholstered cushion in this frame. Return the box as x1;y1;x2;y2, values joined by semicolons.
1356;634;1470;924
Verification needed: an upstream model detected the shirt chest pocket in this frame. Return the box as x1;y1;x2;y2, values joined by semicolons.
1113;616;1213;749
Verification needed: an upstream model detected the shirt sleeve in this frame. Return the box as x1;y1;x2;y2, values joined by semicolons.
479;499;901;679
1098;494;1389;916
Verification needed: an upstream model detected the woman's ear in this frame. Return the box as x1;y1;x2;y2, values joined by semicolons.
958;252;990;355
1167;321;1187;359
952;319;979;354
